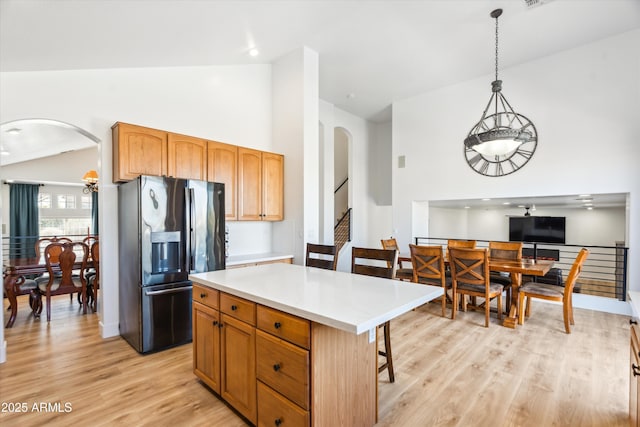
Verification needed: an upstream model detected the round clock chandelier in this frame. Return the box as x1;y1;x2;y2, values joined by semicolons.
464;9;537;177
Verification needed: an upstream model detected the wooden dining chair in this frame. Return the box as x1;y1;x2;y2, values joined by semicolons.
449;247;503;327
447;239;476;249
305;243;337;270
518;248;589;333
351;247;397;383
381;238;413;281
87;240;100;312
488;241;523;312
409;244;448;317
35;242;90;322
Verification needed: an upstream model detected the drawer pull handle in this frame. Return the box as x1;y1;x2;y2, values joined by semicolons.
274;322;282;329
274;419;282;426
634;364;640;377
273;363;281;372
213;320;218;326
218;323;224;328
631;319;638;325
200;293;206;299
231;305;238;311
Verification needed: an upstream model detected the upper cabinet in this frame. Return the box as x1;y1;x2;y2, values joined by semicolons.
168;133;208;180
112;122;167;181
112;122;283;222
208;141;238;220
238;148;284;221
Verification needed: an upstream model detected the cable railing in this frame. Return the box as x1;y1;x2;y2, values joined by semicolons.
2;234;98;265
414;237;628;301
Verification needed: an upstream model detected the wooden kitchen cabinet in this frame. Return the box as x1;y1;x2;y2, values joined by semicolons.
193;285;220;393
167;133;208;180
112;122;167;182
238;147;284;221
631;321;640;426
208;141;238;220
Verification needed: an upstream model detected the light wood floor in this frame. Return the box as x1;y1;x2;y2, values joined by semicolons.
0;294;630;426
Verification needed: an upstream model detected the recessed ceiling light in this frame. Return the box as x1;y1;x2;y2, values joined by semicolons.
503;202;510;205
581;198;593;203
586;206;593;210
482;198;491;201
248;48;259;57
517;205;525;208
464;206;470;209
6;128;21;134
579;194;591;198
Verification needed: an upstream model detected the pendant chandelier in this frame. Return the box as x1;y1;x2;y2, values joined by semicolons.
464;9;536;158
82;169;99;193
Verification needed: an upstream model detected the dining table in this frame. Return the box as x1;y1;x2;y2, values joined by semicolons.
404;250;555;328
3;257;94;328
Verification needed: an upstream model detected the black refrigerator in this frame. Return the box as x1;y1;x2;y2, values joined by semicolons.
118;175;225;353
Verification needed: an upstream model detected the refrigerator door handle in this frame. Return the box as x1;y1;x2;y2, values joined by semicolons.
184;187;191;273
189;187;196;272
144;285;193;296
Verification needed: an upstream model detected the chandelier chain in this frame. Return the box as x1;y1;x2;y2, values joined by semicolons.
495;13;499;82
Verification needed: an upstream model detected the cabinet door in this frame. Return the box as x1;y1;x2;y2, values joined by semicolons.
193;302;221;394
167;133;208;180
238;147;263;221
262;152;284;221
221;313;257;424
208;141;238;220
112;122;167;182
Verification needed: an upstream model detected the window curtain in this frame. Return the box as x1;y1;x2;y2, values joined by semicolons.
9;183;40;259
91;190;99;235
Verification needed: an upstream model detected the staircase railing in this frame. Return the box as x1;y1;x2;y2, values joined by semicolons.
334;208;352;255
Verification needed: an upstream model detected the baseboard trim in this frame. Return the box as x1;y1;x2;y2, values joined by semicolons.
100;320;120;339
0;340;6;364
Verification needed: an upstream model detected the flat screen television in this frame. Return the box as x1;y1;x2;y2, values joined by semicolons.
509;216;566;244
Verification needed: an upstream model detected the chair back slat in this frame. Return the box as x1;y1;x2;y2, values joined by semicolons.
351;247;397;279
447;239;476;249
306;243;337;271
489;241;522;260
449;247;490;287
563;248;589;294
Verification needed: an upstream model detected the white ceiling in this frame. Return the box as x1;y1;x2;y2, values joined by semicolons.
2;0;639;123
429;193;628;211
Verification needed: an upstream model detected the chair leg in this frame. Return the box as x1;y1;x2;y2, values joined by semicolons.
46;294;52;322
441;287;446;317
451;292;457;320
497;294;502;321
377;321;395;383
525;296;531;318
563;301;571;334
518;291;525;325
484;297;490;327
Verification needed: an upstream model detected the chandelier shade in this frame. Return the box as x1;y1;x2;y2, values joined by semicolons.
82;169;99;193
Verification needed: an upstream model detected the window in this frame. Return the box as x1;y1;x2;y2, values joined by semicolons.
81;195;91;209
38;193;51;209
57;194;76;209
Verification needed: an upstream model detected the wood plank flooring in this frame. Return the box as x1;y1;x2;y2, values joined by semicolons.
0;294;630;426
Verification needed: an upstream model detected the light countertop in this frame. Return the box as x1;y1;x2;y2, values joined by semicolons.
190;263;443;335
225;252;294;266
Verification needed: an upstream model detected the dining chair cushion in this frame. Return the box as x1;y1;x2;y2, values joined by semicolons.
519;282;564;298
37;276;83;292
457;281;504;295
18;278;38;292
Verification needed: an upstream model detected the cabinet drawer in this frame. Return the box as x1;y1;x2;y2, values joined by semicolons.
258;381;309;427
257;306;310;350
220;293;256;326
193;284;219;310
256;330;309;410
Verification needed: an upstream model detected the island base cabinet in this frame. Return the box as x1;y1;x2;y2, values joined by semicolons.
221;313;257;425
257;381;309;427
310;323;377;427
193;302;221;393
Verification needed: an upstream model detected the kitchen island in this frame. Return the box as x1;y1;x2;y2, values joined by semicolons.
189;263;443;427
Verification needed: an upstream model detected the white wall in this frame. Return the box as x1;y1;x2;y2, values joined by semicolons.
429;206;626;246
271;47;319;265
1;147;98;235
393;30;640;297
0;64;273;339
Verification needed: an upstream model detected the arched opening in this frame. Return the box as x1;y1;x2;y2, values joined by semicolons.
334;127;351;254
0;118;100;337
